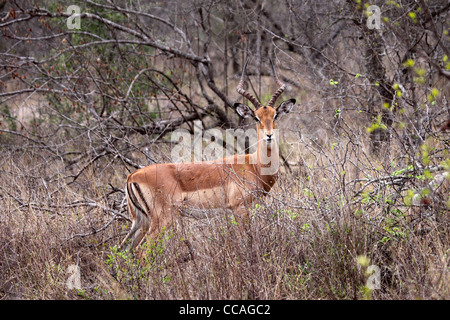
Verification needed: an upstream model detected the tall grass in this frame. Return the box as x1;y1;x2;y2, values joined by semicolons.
1;129;448;299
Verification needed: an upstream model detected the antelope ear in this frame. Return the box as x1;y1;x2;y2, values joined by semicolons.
234;103;255;119
275;99;296;119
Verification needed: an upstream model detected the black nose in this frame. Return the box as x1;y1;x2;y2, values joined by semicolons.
266;134;272;139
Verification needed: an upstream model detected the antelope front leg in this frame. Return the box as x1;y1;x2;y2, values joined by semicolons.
233;204;259;267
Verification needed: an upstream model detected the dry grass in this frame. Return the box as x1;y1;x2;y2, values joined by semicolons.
1;118;448;300
1;0;448;301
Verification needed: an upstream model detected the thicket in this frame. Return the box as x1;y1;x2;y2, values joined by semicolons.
0;0;448;299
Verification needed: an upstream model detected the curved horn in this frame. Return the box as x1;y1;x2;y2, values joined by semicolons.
236;59;262;110
267;57;286;108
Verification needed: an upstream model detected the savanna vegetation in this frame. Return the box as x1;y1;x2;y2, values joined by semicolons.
0;0;449;300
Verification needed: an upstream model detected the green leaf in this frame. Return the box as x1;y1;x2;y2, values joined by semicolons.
414;68;426;76
403;59;415;67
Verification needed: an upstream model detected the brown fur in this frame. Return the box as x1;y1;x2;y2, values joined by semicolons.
121;61;295;254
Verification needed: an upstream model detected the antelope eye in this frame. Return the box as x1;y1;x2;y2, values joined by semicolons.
255;116;261;123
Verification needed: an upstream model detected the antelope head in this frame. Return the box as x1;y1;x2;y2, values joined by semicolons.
234;58;296;148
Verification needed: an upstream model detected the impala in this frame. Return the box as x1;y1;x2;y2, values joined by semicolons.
121;59;296;253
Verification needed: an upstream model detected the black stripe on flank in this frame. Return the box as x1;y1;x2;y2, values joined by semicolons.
132;182;151;217
127;181;146;215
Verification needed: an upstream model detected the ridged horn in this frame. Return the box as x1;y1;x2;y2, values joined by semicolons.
267;57;286;108
236;59;262;110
